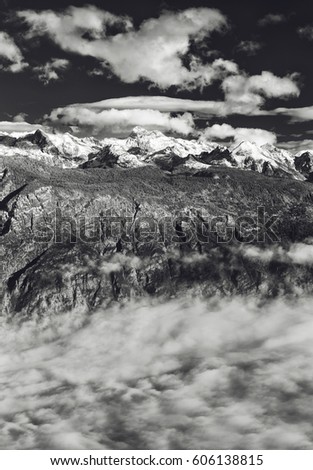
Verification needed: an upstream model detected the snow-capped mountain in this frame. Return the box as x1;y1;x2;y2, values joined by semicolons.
0;129;102;167
0;126;309;180
125;126;218;156
85;127;305;179
85;127;231;171
230;141;302;179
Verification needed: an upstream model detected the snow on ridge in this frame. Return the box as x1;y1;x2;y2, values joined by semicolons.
0;126;309;178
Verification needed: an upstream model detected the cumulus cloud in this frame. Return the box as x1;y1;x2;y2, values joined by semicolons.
201;123;277;145
34;58;70;85
235;40;263;55
0;31;28;72
1;296;313;449
48;106;195;137
18;6;229;90
258;13;287;27
12;113;28;122
298;25;313;40
222;71;300;114
17;5;299;104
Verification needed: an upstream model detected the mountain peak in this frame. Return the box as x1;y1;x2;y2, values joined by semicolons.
130;126;150;136
129;126;165;139
232;141;259;152
25;128;50;144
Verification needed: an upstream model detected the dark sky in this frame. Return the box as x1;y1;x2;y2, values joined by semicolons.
1;0;313;146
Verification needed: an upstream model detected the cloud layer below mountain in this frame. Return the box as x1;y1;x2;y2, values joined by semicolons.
1;296;313;449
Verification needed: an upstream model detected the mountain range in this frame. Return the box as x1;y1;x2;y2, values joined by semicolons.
2;126;313;318
1;126;313;180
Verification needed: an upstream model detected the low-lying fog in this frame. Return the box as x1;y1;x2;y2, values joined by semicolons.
1;296;313;449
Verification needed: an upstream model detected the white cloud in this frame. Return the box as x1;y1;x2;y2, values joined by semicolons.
2;296;313;449
46;69;300;136
242;242;313;266
12;113;28;123
242;246;276;263
258;13;287;27
298;25;313;40
236;40;263;55
18;6;229;89
0;120;45;134
34;58;70;85
71;95;227;116
222;71;300;114
48;106;195;137
17;5;300;110
280;139;313;153
44;67;299;137
201;123;277;145
256;103;313;124
248;71;299;98
19;5;133;41
0;31;28;73
272;105;313;122
288;243;313;264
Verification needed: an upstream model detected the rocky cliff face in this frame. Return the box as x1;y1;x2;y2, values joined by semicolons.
2;130;313;319
295;151;313;179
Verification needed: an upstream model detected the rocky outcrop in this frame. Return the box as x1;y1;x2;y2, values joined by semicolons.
295;151;313;179
81;146;119;169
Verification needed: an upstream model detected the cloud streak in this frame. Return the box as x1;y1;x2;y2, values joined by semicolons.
48;107;195;137
272;105;313;122
242;241;313;266
0;120;45;134
46;69;300;136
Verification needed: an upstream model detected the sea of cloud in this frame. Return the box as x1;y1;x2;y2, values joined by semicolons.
1;295;313;450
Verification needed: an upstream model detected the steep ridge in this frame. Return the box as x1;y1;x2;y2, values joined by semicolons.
0;129;102;168
295;151;313;180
